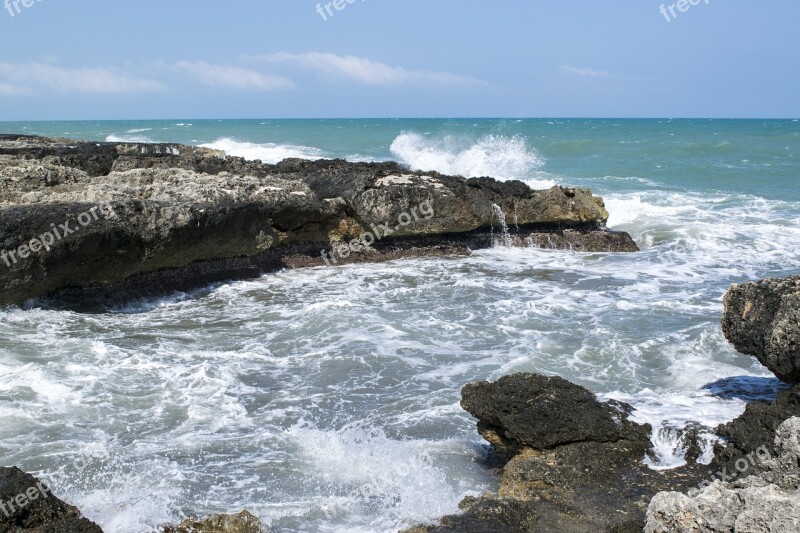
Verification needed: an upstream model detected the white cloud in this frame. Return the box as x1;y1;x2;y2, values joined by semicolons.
260;52;485;87
0;62;166;94
172;61;293;91
0;82;29;96
560;65;613;79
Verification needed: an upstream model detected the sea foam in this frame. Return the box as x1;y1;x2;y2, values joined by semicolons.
389;132;555;188
200;138;327;164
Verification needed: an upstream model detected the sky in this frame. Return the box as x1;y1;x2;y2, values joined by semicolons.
0;0;798;120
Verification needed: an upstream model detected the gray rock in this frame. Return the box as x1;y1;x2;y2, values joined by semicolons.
645;417;800;533
722;276;800;384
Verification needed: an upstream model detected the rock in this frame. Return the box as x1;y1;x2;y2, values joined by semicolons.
714;384;800;468
416;275;800;533
160;510;264;533
722;276;800;384
0;135;638;307
0;467;102;532
0;467;264;533
645;417;800;533
411;373;709;532
460;373;649;461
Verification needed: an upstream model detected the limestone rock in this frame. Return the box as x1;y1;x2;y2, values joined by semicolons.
722;276;800;384
645;417;800;533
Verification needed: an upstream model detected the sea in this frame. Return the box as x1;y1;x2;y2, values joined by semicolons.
0;118;799;532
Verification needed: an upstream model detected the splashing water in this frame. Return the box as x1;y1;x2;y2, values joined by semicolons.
389;132;552;185
491;204;513;247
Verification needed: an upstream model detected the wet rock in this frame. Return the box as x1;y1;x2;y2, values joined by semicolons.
0;467;102;533
722;275;800;384
645;417;800;533
460;373;650;461
412;373;709;533
160;510;265;533
0;136;638;308
715;384;800;467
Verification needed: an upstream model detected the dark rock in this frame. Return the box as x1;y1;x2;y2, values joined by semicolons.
0;135;638;308
715;384;800;466
722;275;800;384
401;497;540;533
461;373;650;461
412;373;709;533
0;467;102;533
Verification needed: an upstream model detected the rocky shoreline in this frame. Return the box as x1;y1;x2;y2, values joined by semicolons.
406;275;800;533
2;135;798;532
0;134;636;308
0;466;264;532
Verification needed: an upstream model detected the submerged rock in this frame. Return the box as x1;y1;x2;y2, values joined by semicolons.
645;417;800;533
160;510;265;533
0;467;102;532
0;135;638;308
722;275;800;384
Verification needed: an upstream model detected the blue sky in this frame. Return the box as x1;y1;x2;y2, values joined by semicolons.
0;0;797;119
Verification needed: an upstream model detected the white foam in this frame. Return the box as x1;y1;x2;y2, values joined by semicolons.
200;138;327;164
601;388;750;469
106;133;154;143
285;425;481;531
389;132;553;185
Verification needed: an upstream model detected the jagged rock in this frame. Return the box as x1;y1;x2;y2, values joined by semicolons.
715;384;800;466
0;135;638;307
411;373;709;532
460;373;649;461
722;276;800;384
645;417;800;533
160;510;264;533
0;467;102;533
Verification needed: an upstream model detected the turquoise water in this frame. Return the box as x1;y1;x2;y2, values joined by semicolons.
1;119;799;532
2;118;798;200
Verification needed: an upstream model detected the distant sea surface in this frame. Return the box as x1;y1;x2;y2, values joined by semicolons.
1;119;799;532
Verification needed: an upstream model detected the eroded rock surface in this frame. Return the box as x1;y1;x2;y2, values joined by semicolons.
646;417;800;533
410;373;709;533
0;135;638;307
0;467;102;533
722;275;800;384
160;510;265;533
460;373;648;461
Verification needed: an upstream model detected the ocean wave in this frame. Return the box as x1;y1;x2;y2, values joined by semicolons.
389;132;554;187
200;138;328;164
105;133;154;143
